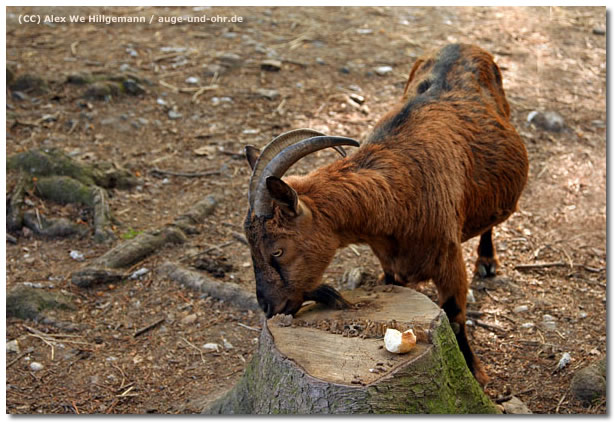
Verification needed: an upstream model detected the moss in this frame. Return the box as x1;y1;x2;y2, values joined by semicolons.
6;286;75;320
35;176;95;207
7;148;97;187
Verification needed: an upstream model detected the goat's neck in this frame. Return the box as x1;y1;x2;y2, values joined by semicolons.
291;164;408;248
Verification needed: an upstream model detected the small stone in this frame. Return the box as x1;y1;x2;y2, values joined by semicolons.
513;305;529;313
168;109;182;120
70;250;85;261
181;313;197;325
339;66;350;74
7;340;20;354
556;352;571;370
571;358;606;403
222;337;234;350
12;91;28;101
592;26;606;36
315;57;326;65
254;88;279;100
202;342;220;352
340;267;364;290
84;82;119;100
520;322;535;329
156;97;167;106
349;93;365;105
122;79;145;96
30;362;44;372
130;268;149;280
356;28;373;35
578;312;588;319
527;110;565;132
222;32;238;39
375;66;393;76
185;76;200;85
502;396;532;414
216;52;242;67
260;59;282;72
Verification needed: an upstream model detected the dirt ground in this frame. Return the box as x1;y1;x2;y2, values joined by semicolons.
4;6;606;414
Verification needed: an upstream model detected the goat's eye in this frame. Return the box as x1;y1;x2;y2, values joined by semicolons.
272;248;283;257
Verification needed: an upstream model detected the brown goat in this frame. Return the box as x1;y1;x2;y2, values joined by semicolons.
243;43;529;386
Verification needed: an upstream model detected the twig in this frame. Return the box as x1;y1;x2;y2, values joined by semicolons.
181;337;206;363
158;80;179;93
204;240;235;254
7;233;17;244
71;400;80;415
150;168;220;178
348;244;361;257
237;322;261;332
514;262;604;273
475;319;507;333
555;391;567;413
7;348;34;368
133;317;165;337
180;240;236;261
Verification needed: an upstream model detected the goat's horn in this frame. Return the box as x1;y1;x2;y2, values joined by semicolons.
253;136;360;217
248;129;325;208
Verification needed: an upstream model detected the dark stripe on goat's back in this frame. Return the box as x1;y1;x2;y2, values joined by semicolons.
368;44;462;143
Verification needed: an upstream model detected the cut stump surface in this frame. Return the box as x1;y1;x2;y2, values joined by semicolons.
205;285;499;414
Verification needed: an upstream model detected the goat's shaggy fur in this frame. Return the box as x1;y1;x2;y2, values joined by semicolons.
244;43;529;386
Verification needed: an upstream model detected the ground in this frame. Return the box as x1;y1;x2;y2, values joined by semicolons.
4;6;606;414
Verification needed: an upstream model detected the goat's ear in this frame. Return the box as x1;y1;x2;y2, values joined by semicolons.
266;176;298;217
245;145;260;170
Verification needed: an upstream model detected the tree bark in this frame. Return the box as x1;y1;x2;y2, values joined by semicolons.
204;285;499;414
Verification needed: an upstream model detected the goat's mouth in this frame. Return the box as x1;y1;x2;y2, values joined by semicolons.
261;285;351;319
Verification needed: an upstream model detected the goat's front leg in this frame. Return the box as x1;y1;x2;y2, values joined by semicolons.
370;238;406;286
435;243;489;387
474;228;498;278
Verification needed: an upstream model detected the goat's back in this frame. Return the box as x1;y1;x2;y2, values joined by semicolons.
357;43;529;240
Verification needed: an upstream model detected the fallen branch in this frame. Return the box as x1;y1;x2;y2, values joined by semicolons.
514;262;604;273
150;168;220;178
475;319;507;333
159;262;259;312
133;317;165;337
71;196;217;287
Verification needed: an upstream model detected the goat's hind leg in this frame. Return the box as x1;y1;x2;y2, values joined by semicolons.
435;244;489;387
474;228;498;278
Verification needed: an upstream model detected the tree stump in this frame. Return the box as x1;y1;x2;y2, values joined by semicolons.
205;285;499;414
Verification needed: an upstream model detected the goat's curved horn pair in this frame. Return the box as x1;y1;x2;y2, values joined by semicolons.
246;128;360;217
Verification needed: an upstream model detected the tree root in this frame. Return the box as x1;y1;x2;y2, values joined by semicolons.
159;262;259;312
70;196;217;288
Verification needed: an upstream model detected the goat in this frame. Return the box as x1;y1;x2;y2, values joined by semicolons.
243;43;529;386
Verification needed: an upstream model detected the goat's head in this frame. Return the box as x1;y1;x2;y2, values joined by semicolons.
243;129;359;318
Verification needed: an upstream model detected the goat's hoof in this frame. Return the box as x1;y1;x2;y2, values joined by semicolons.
475;257;497;278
